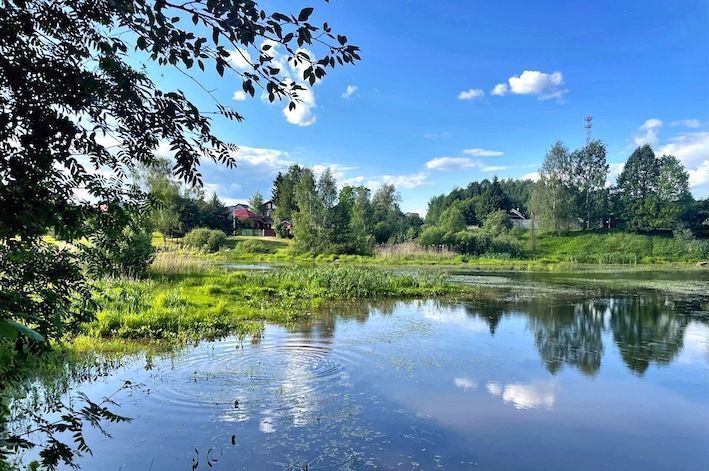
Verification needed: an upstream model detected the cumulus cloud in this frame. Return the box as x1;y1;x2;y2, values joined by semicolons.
486;381;502;396
633;118;663;146
375;172;429;189
491;83;508;96
282;81;317;126
657;130;709;169
458;88;485;101
426;157;479;171
463;148;504;157
492;70;567;101
342;85;358;99
228;48;253;70
454;377;478;391
521;172;540;181
689;160;709;188
627;120;709;194
232;41;318;127
231;145;293;169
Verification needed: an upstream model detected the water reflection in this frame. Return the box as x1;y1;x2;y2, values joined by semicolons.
302;294;702;377
487;380;558;410
11;287;709;470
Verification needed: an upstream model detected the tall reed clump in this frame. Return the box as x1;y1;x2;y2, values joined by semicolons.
150;252;213;276
375;242;462;262
257;265;458;298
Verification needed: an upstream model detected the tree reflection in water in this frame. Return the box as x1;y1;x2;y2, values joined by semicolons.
298;295;696;377
458;294;693;376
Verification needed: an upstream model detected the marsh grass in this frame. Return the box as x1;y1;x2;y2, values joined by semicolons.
84;265;469;341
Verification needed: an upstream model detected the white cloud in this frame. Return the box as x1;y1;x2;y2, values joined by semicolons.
642;118;663;130
657;130;709;169
486;381;502;396
493;70;567;101
486;380;557;410
607;162;625;187
688;160;709;188
282;81;316;127
425;157;479;171
246;42;318;127
232;91;247;101
375;172;429;189
463;148;504;157
482;166;508;172
231;145;293;169
491;83;508;96
670;119;700;129
634;118;663;146
454;377;478;391
342;85;358;99
501;382;556;410
520;172;540;181
458;88;485;101
228;48;253;70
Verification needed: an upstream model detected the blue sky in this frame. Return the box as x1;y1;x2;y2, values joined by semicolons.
149;0;709;214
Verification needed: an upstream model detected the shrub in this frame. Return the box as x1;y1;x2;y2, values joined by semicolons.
236;238;273;254
206;230;228;252
85;219;155;279
183;228;211;249
183;228;227;253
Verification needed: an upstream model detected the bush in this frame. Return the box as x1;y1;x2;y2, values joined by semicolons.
85;217;155;279
236;238;273;254
183;227;211;248
183;228;227;253
206;230;227;252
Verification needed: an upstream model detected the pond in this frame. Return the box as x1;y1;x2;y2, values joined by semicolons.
18;273;709;470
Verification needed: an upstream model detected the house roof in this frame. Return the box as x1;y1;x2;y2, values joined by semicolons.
509;208;526;219
233;207;264;221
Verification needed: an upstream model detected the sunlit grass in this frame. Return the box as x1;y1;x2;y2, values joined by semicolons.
82;265;470;341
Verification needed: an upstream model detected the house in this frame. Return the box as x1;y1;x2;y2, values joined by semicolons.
231;205;276;237
263;200;275;219
509;208;531;229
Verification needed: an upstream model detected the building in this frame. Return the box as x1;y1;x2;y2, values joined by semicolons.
509;208;531;229
231;204;276;237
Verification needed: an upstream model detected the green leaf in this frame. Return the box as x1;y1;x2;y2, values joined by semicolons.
0;319;46;344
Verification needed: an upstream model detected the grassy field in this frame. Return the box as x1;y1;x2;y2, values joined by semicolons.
157;230;708;269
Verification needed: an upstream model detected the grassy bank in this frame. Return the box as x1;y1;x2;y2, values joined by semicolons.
80;260;470;342
157;230;708;270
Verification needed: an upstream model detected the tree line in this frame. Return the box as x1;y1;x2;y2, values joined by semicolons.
530;141;701;233
270;165;423;254
414;141;707;256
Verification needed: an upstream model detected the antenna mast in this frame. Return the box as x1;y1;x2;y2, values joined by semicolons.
584;115;593;145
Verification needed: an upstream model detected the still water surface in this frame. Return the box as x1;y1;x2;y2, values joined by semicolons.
65;274;708;470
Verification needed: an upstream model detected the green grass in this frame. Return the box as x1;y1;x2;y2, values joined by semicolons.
82;264;470;342
156;231;708;269
530;230;709;264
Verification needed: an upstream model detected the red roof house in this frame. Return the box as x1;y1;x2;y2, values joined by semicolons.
232;207;276;236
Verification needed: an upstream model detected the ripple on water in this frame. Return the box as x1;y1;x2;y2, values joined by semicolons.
146;333;369;418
